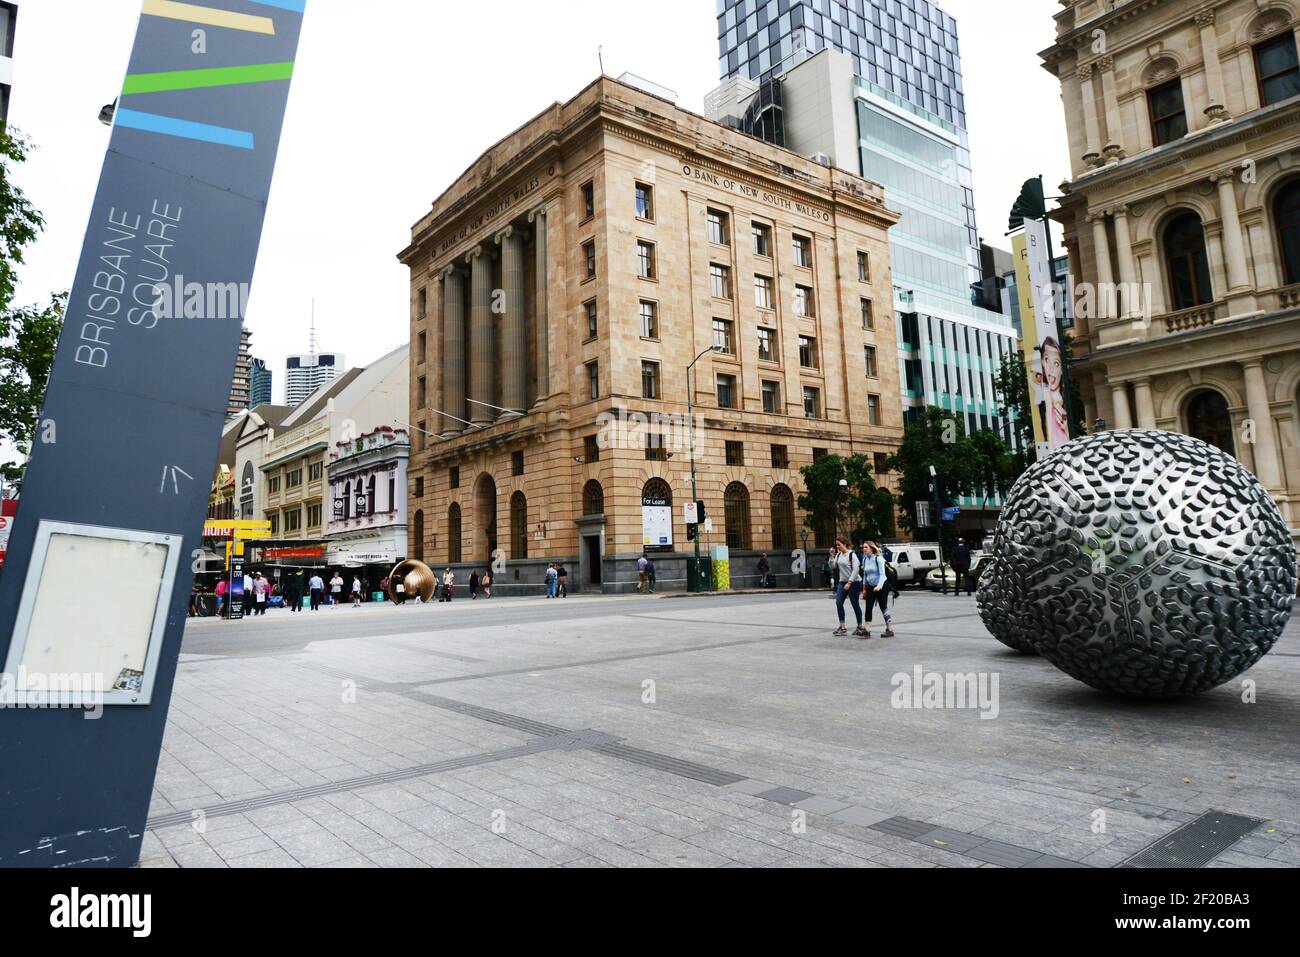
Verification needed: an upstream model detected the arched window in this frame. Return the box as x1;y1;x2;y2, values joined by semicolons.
1164;212;1213;310
582;480;604;517
1275;179;1300;286
1187;390;1235;456
642;478;672;505
343;481;351;520
724;482;752;549
368;476;377;516
510;491;528;560
770;484;795;550
413;510;425;562
448;503;462;564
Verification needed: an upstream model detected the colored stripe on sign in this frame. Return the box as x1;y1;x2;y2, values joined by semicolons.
247;0;307;11
123;61;295;95
141;0;276;35
114;108;256;150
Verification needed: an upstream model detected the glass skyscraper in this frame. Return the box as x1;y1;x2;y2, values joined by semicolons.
711;0;1023;518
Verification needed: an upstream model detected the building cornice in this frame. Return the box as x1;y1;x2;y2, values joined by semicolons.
1077;305;1300;368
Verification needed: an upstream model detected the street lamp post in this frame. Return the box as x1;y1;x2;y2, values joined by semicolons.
686;345;721;592
930;464;948;594
836;478;848;542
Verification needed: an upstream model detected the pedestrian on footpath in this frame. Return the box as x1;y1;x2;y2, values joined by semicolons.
636;554;649;593
351;574;363;608
329;571;344;607
757;553;772;588
242;570;254;619
831;539;863;637
469;570;480;599
859;542;893;639
482;570;493;599
252;573;269;616
557;564;568;597
285;570;303;613
441;567;455;602
545;562;558;598
949;538;972;596
645;557;657;593
825;548;838;598
308;572;325;611
215;577;228;617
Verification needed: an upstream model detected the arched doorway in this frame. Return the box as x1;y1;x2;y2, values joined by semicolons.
1275;179;1300;285
475;474;497;561
1187;390;1235;456
510;491;528;560
447;503;462;564
770;484;795;550
1163;211;1213;310
724;482;751;549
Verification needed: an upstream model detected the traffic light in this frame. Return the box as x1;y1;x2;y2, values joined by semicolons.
687;523;698;542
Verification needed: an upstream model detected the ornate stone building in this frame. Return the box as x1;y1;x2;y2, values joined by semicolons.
400;76;903;592
1042;0;1300;542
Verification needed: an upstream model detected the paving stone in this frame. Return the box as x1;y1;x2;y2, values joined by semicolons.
964;841;1043;867
754;786;816;805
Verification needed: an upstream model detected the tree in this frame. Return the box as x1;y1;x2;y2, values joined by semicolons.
0;292;65;482
0;126;65;485
965;427;1018;535
883;407;978;545
798;453;895;548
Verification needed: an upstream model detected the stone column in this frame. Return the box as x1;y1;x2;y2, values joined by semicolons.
1097;57;1124;160
1241;359;1282;487
467;245;494;427
495;225;527;418
1196;9;1230;123
1133;378;1157;429
1111;206;1139;319
1079;65;1103;166
1212;172;1251;293
440;266;466;437
1111;381;1133;429
527;206;549;408
1090;213;1115;319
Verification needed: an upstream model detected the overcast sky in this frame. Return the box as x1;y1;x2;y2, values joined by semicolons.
9;0;1069;404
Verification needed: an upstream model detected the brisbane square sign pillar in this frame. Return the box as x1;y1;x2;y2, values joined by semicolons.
0;1;306;867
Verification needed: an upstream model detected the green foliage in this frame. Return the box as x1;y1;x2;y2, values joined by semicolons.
0;126;45;318
884;407;974;541
798;453;895;547
0;292;65;482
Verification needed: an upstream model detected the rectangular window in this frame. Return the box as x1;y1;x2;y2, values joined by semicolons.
725;441;744;466
307;503;322;528
1256;33;1300;106
707;208;730;245
754;274;774;310
858;251;871;282
418;331;427;364
793;284;815;317
587;361;600;399
803;387;821;419
268;512;279;535
874;452;889;474
636;182;655;220
813;448;828;463
793;235;812;268
645;431;668;461
583;240;597;279
865;345;878;378
868;394;882;425
713;318;735;355
771;444;789;469
267;475;280;494
449;466;460;489
417;288;427;317
710;263;732;300
861;298;875;329
286;468;303;489
512;450;525;476
284;509;302;533
637;240;656;280
417;423;426;451
757;326;776;362
584;435;601;463
417;375;427;409
716;373;737;409
799;335;818;369
753;223;772;257
639;300;658;339
308;462;323;482
1148;79;1187;145
415;476;424;498
582;181;595;220
762;380;781;414
641;360;660;399
585;300;598;339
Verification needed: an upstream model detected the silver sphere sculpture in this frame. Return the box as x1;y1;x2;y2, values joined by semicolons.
977;429;1296;697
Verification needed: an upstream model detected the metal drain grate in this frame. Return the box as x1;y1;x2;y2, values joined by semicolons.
591;744;746;786
1118;810;1265;868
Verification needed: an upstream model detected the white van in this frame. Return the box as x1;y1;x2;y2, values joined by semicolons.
883;543;943;587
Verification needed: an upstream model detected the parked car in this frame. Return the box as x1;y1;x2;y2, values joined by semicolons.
926;552;992;591
883;543;943;587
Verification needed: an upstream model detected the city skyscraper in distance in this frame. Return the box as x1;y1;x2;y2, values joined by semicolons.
285;352;345;406
250;357;273;407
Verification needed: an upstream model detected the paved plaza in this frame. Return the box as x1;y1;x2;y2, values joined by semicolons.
140;590;1300;869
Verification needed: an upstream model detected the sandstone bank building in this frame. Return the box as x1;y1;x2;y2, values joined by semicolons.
400;77;902;592
1043;0;1300;543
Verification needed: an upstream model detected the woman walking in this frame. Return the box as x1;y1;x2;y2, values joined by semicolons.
469;569;480;600
482;571;493;599
831;538;863;638
862;542;896;639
